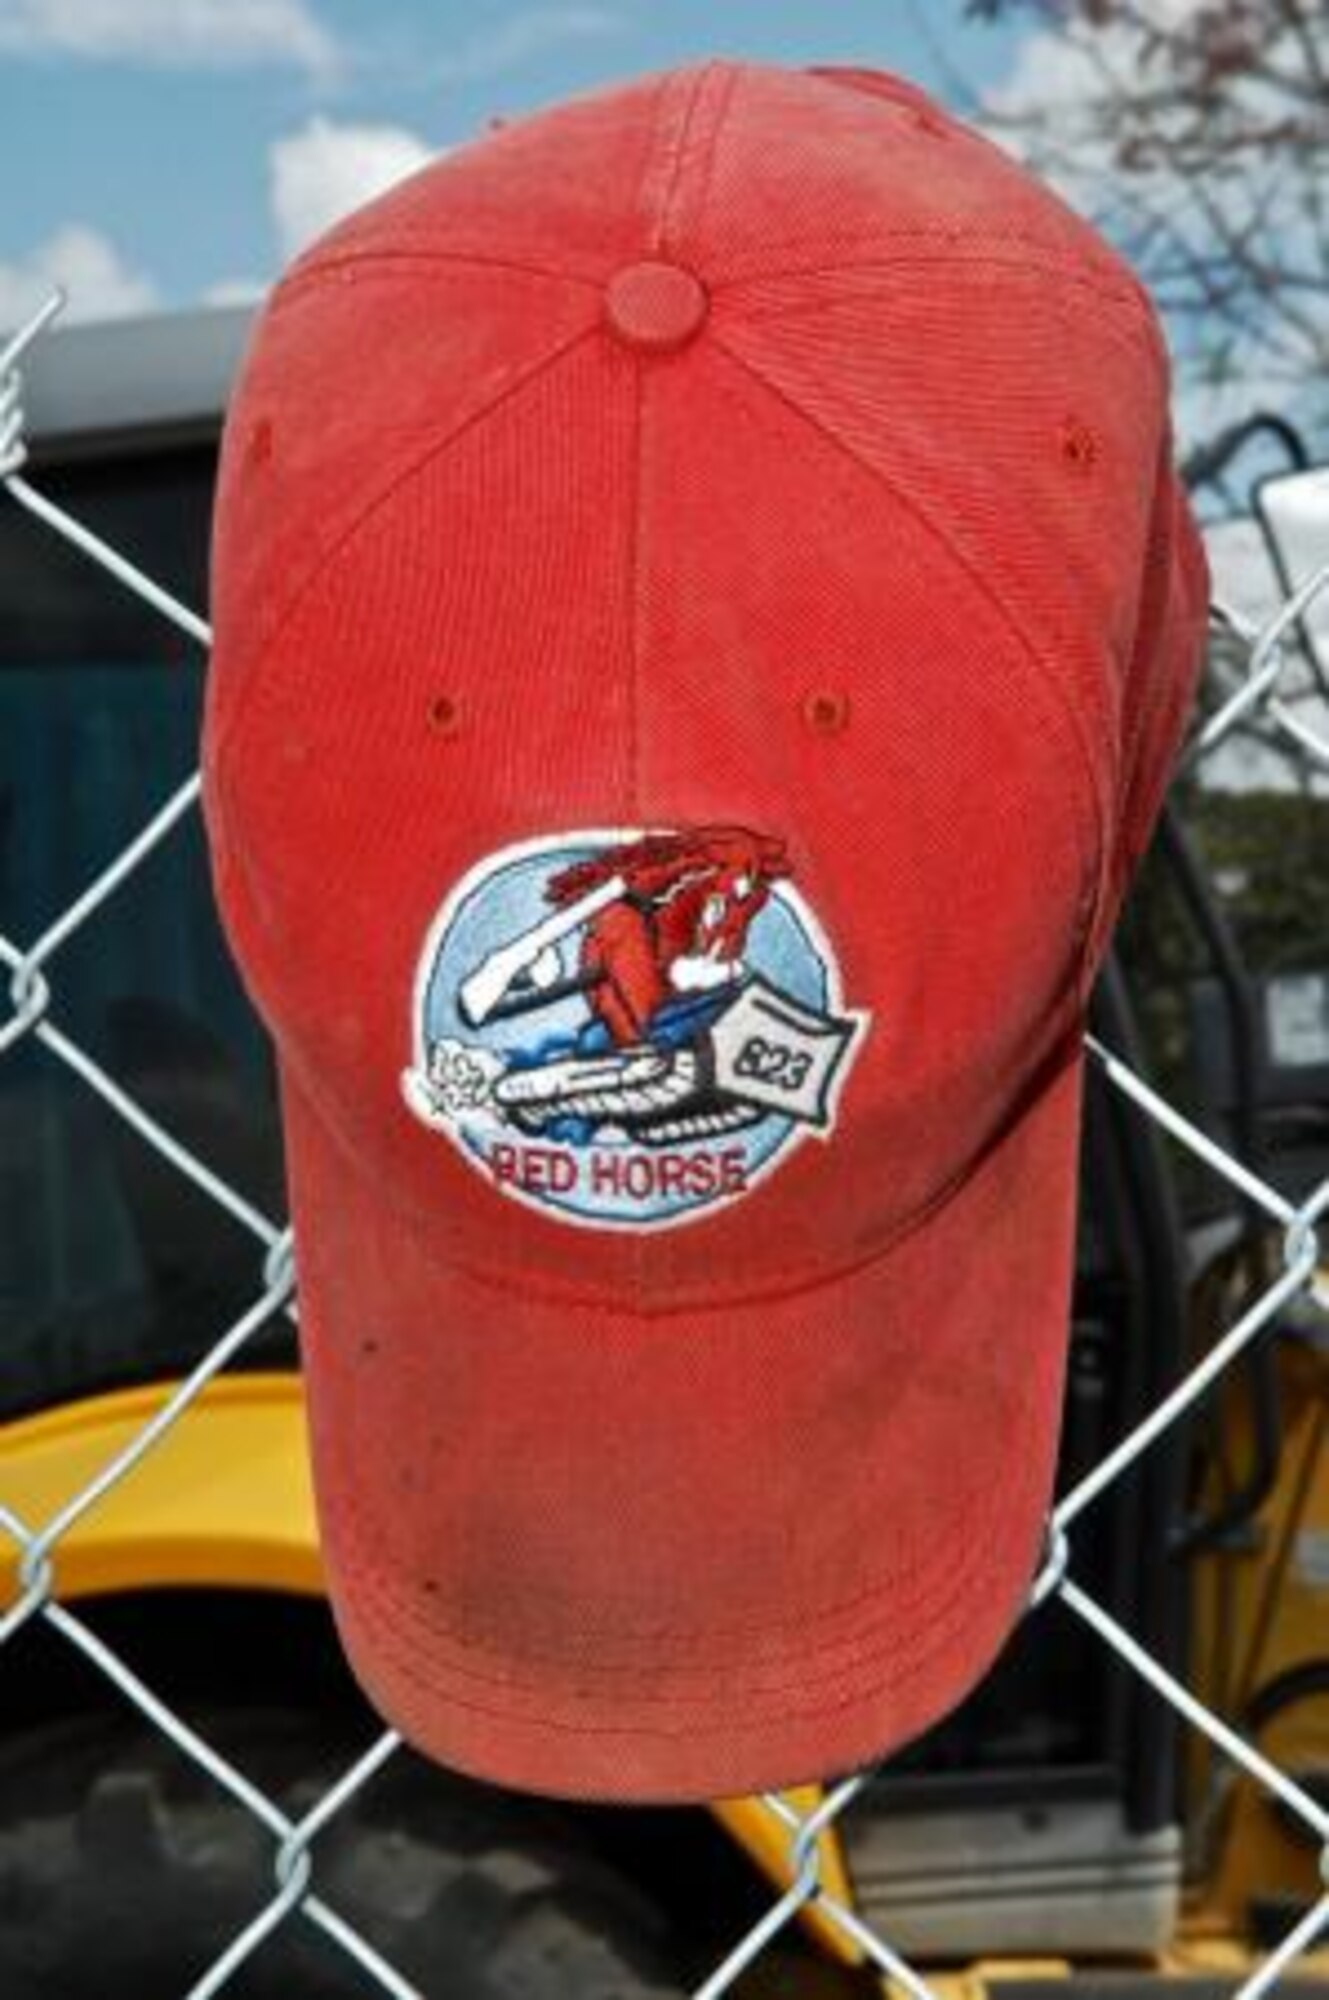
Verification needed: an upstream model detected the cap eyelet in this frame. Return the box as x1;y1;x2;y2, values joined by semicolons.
245;417;274;468
802;688;850;736
427;691;462;737
1059;417;1099;473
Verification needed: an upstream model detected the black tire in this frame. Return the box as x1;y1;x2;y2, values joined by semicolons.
0;1706;688;1999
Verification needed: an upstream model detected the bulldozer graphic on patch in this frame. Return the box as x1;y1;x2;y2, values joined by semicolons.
402;825;867;1227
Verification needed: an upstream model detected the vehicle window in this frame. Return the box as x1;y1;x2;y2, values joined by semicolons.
0;443;290;1419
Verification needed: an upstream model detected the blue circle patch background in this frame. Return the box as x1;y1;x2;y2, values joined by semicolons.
418;835;833;1228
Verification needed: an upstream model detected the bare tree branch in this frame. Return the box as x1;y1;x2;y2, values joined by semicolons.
973;0;1329;440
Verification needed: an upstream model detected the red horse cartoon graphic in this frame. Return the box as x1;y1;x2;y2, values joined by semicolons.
546;826;791;1046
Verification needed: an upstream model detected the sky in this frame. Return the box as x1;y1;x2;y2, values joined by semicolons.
0;0;1029;324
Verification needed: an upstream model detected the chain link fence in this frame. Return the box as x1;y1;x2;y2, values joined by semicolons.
1;287;1327;2000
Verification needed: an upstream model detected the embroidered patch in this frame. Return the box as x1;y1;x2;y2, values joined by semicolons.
401;826;868;1230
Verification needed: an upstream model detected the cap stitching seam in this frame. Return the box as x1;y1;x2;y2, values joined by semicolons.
626;376;644;826
726;256;1168;371
340;1498;983;1655
333;1480;989;1670
208;317;599;779
333;1582;1005;1743
323;1443;1034;1691
705;329;1111;955
660;60;739;259
320;1459;1044;1741
333;1524;992;1707
324;1420;1038;1652
277;247;605;299
711;231;1165;346
335;1542;997;1731
274;238;1157;364
648;61;716;257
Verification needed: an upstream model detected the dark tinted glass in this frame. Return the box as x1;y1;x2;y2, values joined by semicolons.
0;443;290;1419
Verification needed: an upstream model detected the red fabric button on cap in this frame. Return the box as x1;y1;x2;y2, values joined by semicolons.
604;260;708;351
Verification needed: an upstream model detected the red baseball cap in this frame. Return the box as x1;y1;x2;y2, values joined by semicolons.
202;60;1208;1802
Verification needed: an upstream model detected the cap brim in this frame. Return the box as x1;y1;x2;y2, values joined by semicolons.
279;1046;1083;1803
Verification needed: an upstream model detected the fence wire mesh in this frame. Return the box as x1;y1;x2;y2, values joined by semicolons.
1;288;1327;2000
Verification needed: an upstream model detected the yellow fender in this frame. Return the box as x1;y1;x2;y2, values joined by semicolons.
0;1374;860;1965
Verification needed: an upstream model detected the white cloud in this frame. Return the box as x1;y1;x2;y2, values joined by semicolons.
270;115;435;264
201;276;268;308
0;223;159;331
429;6;623;83
982;23;1130;197
988;0;1204;125
0;0;339;76
985;28;1091;129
